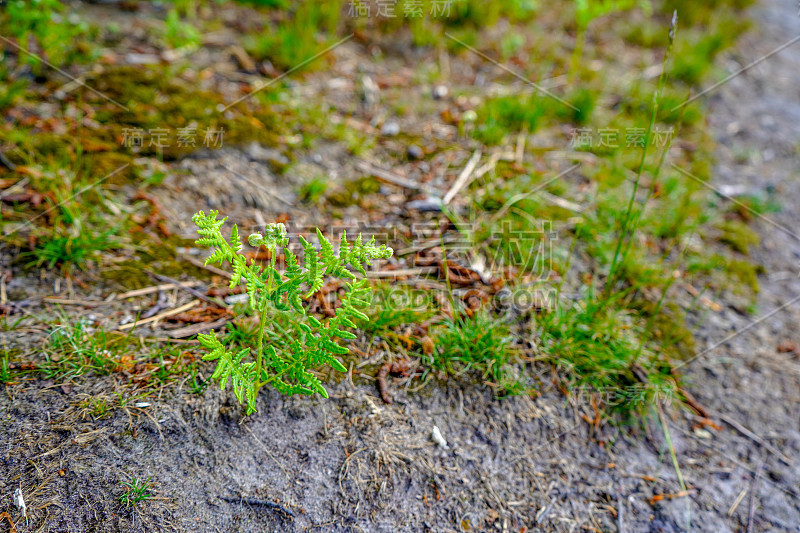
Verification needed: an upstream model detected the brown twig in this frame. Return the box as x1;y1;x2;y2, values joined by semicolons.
377;359;416;404
365;267;438;278
746;459;763;533
141;290;169;319
145;270;227;308
0;150;17;171
116;281;204;299
677;387;709;418
41;297;107;307
165;317;229;338
118;300;200;331
718;413;792;466
181;254;233;279
132;191;171;237
219;496;295;518
0;511;17;533
355;160;427;191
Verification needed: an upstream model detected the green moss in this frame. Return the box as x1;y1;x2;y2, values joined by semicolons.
297;176;329;204
242;0;340;70
474;94;547;145
557;88;597;125
33;134;76;160
716;219;760;254
634;300;696;361
84;66;283;162
688;252;762;301
101;233;208;290
661;0;756;26
623;18;670;48
325;177;381;207
538;291;680;414
89;152;136;184
727;257;762;295
669;15;752;85
4;55;296;273
0;348;24;359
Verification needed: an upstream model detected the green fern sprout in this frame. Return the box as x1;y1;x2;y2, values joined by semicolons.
192;210;393;414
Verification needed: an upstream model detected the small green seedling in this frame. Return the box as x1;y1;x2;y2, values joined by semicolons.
193;211;393;414
119;476;151;508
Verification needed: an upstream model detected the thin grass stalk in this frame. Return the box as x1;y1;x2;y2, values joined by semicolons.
603;13;678;299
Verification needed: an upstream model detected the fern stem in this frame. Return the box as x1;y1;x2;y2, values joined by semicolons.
255;299;268;390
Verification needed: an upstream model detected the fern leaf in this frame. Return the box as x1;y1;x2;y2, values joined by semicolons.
284;248;301;276
306;373;329;398
320;336;349;355
230;225;241;252
330;328;357;340
317;228;336;265
230;260;246;289
299;235;324;298
289;291;305;314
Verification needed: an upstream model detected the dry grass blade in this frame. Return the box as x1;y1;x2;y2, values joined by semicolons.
118;300;200;331
355;160;426;191
117;281;205;299
443;149;481;205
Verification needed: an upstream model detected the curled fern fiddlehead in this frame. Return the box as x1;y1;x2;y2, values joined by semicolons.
192;210;393;414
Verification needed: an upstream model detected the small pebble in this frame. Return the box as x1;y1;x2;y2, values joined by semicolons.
406;196;443;212
693;428;713;439
225;294;249;305
381;121;400;136
407;144;424;160
432;85;449;100
432;425;449;449
13;488;26;518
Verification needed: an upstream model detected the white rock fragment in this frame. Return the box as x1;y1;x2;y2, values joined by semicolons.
693;428;713;440
134;402;151;408
381;121;400;136
13;487;26;517
225;293;249;305
432;425;449;449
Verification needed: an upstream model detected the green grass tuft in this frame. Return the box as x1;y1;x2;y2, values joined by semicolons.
430;311;517;390
119;476;152;508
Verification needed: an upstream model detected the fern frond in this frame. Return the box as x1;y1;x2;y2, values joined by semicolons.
198;331;258;413
193;211;393;415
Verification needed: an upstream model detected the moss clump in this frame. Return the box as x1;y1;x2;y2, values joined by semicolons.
89;152;136;184
101;233;208;290
661;0;755;26
75;66;284;163
325;177;381;207
716;219;760;255
727;258;762;296
635;300;696;361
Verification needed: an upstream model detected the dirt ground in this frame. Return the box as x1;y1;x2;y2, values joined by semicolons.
2;0;800;532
